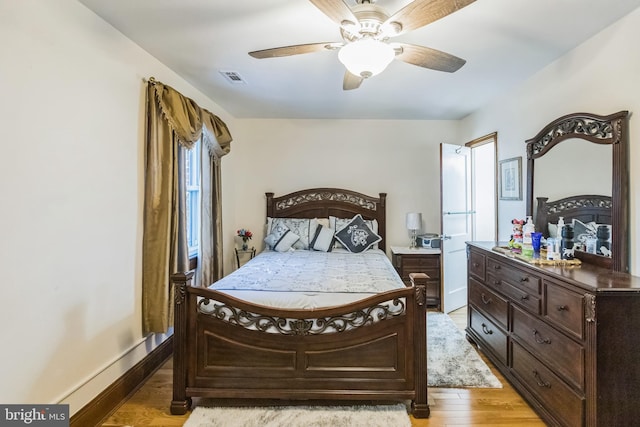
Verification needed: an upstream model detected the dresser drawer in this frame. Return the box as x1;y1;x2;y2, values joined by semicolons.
512;306;584;391
468;277;508;329
501;282;541;315
486;256;504;283
544;282;585;340
401;254;440;269
497;262;541;296
469;306;507;365
485;272;504;293
511;343;584;427
468;249;486;281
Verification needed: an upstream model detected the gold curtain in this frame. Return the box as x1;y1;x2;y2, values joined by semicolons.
142;79;231;334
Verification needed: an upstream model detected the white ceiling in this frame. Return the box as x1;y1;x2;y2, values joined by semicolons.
78;0;640;120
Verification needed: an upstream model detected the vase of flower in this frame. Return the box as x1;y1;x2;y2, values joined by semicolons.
237;228;253;251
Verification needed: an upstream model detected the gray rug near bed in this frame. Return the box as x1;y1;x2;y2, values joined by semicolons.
427;311;502;388
183;312;501;426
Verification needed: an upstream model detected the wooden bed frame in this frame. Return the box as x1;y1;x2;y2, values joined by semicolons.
170;188;430;418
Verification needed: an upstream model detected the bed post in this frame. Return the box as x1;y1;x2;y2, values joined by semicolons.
265;192;274;218
410;272;430;418
170;271;194;415
378;193;387;251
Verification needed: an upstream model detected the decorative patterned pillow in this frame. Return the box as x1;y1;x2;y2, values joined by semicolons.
334;214;382;253
267;218;319;250
329;216;379;249
264;222;300;252
309;224;334;252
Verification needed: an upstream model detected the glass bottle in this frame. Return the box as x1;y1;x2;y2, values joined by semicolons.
561;224;574;260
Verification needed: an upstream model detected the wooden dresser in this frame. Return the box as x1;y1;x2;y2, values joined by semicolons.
466;241;640;427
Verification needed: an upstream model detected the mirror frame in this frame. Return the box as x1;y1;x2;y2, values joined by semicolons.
525;111;630;272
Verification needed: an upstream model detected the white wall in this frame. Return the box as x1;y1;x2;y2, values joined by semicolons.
226;118;459;269
0;0;235;414
460;6;640;273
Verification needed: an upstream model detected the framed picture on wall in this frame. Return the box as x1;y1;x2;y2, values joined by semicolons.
499;156;522;200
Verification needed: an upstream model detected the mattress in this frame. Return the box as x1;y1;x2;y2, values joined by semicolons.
208;248;406;309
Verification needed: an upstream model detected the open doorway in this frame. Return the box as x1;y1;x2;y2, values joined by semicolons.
467;133;497;242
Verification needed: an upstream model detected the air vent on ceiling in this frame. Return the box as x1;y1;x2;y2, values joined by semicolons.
219;70;246;84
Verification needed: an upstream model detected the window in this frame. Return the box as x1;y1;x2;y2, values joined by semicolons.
185;141;200;257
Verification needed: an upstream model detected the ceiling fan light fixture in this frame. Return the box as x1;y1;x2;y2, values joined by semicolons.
338;38;395;78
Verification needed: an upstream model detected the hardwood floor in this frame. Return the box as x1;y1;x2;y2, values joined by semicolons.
100;307;545;427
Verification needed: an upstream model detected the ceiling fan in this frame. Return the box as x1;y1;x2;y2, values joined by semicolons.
248;0;476;90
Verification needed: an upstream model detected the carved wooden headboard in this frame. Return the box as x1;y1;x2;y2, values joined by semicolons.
266;188;387;251
535;194;612;238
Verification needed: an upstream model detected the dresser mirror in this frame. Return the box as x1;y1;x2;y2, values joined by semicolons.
525;111;630;272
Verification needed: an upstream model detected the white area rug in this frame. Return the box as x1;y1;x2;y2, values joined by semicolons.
427;311;502;388
183;404;410;427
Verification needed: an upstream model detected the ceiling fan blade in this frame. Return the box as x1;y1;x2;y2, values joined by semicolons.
393;43;466;72
343;71;363;90
309;0;359;27
382;0;476;36
249;42;342;59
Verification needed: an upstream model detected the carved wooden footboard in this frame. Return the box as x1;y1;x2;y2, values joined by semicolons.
170;272;430;418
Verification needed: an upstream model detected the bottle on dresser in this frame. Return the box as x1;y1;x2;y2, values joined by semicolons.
561;224;574;260
556;216;565;238
521;216;535;257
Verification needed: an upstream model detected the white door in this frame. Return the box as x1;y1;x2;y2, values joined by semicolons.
440;143;472;313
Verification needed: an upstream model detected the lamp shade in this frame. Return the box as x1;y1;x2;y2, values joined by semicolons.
338;38;395;79
406;212;422;231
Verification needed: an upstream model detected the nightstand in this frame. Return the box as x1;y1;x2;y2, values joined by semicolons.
390;246;441;310
235;247;256;269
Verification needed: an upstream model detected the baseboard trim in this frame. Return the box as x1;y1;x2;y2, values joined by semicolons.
70;335;173;427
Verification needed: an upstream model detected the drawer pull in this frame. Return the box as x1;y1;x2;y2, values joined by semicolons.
557;305;567;311
520;276;529;282
473;262;479;267
481;294;492;305
532;370;551;388
493;265;501;270
481;323;493;335
493;280;501;286
532;329;551;344
521;295;530;301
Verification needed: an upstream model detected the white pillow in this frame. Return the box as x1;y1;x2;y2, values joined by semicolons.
315;217;330;228
309;224;334;252
264;222;300;252
266;217;319;250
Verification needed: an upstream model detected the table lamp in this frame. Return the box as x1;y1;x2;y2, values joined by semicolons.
406;212;422;249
